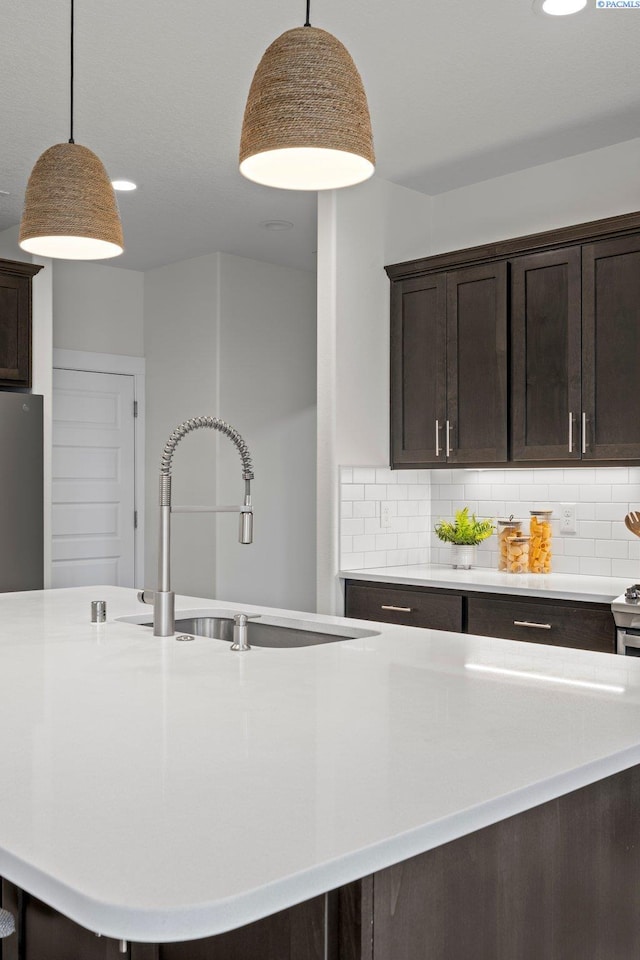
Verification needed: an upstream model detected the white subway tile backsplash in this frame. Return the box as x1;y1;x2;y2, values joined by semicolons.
579;484;612;503
341;518;365;537
595;502;629;521
579;557;612;577
362;551;388;568
365;484;387;500
611;559;640;579
579;521;612;539
341;484;364;500
375;533;398;551
387;549;409;566
398;532;420;549
341;552;364;570
338;465;640;573
353;534;376;553
377;468;396;484
552;556;581;574
564;538;595;557
353;501;377;518
598;467;629;483
610;484;640;502
353;467;377;484
595;540;629;559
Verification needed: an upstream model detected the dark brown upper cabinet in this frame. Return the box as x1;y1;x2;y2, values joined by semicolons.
387;209;640;468
390;274;446;466
510;247;582;462
0;259;43;389
582;234;640;461
390;263;507;468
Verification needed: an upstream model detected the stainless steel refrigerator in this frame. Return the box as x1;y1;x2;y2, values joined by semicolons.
0;392;43;591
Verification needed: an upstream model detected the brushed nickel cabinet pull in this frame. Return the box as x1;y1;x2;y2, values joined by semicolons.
446;420;452;458
514;620;552;630
581;412;587;454
568;411;573;453
381;604;413;613
435;419;441;458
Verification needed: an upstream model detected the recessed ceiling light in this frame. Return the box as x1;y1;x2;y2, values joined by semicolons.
260;220;294;232
111;179;137;192
533;0;587;14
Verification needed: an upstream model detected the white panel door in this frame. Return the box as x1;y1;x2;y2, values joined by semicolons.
52;369;136;588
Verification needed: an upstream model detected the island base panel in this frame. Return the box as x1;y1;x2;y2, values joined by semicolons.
2;765;640;960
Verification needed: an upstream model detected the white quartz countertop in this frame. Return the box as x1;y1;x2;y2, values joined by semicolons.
340;564;631;603
2;586;640;943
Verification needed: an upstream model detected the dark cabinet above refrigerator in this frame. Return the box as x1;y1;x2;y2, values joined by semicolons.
0;258;43;389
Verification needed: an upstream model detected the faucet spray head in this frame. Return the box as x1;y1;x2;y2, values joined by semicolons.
239;509;253;544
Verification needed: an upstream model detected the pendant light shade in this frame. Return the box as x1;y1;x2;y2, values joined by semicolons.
19;0;123;260
20;143;124;260
240;25;375;191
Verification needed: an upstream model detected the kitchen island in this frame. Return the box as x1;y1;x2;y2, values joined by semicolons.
2;586;640;959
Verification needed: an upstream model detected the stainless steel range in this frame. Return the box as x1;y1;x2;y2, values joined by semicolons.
611;586;640;655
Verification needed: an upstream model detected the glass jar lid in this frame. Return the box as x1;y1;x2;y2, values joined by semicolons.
530;509;553;517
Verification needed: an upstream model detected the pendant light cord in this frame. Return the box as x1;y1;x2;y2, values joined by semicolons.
304;0;311;26
69;0;75;143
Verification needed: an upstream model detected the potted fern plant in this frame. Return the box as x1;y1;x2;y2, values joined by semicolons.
434;507;494;569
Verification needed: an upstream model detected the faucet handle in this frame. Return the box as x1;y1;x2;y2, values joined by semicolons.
137;590;155;605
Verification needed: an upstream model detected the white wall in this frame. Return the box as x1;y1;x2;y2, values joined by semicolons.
216;253;317;611
143;253;220;599
52;261;144;357
144;251;317;611
432;138;640;255
316;179;433;614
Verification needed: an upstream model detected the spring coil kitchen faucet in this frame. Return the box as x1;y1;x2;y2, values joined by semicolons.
139;416;254;636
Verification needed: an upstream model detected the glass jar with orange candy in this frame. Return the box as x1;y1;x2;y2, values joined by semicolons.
529;509;553;574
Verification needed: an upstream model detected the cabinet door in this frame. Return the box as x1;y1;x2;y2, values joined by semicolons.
446;263;508;464
0;272;31;387
390;275;446;467
582;234;640;460
511;248;582;461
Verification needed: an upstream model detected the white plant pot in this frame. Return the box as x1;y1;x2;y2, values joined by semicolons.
451;544;476;570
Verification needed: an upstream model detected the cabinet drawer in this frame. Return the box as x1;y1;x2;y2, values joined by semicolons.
345;581;462;632
467;596;615;653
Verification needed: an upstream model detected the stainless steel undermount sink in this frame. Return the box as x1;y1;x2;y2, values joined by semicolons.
118;610;379;648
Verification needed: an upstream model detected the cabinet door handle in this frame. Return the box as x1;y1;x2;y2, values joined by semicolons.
381;604;413;613
513;620;552;630
446;420;452;458
568;411;573;453
435;419;441;458
581;412;587;454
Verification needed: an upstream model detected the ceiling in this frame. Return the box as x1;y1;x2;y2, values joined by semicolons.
1;0;639;272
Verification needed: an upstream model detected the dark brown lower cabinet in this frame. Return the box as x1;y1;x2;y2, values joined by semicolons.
344;581;462;632
344;580;616;654
3;765;640;960
467;595;615;653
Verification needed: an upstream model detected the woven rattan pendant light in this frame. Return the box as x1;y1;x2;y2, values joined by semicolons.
239;0;375;191
19;0;123;260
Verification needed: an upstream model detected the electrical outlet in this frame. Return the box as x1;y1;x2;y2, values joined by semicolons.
381;502;393;529
560;502;576;535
